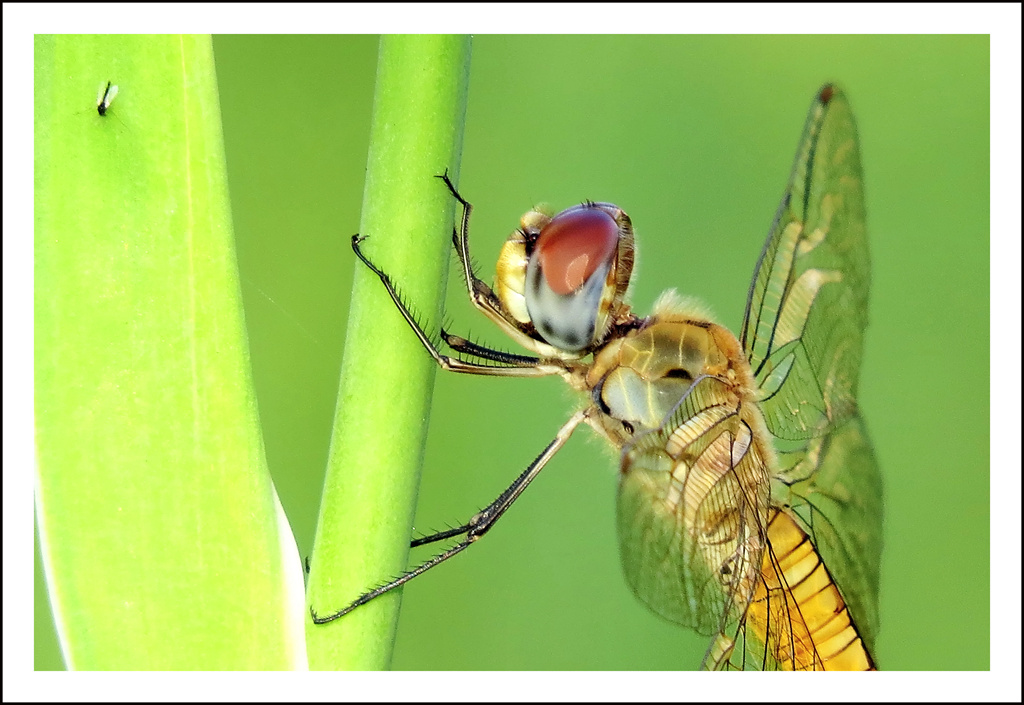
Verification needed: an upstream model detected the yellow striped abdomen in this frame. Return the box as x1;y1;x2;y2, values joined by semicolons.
749;509;875;670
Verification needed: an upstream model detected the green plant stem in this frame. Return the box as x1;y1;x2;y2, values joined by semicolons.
306;35;472;670
34;35;302;669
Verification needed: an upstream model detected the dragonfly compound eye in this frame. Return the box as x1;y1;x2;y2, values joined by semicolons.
525;206;623;352
534;208;618;295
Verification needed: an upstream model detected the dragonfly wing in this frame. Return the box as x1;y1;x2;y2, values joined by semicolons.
775;413;883;653
617;86;880;670
619;388;878;670
739;85;882;661
617;375;771;638
741;84;869;441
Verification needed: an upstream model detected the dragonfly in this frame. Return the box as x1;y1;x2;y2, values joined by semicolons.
313;84;883;670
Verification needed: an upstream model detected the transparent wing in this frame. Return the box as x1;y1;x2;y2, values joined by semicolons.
617;377;879;671
617;86;880;671
741;84;869;441
736;85;882;665
775;414;882;655
617;375;771;644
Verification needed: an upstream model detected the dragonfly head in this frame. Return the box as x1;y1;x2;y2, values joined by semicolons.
495;202;635;355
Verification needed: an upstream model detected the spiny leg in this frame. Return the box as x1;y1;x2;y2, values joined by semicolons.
310;408;591;624
440;331;543;366
351;234;562;377
434;171;529;334
434;170;480;303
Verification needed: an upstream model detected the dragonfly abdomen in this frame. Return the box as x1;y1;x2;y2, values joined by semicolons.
748;508;875;670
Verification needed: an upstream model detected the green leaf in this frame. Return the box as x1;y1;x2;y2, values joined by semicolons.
34;34;304;669
306;35;472;670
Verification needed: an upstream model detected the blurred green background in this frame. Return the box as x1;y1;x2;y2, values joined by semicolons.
36;35;989;670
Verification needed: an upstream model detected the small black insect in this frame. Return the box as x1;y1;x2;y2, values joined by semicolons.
96;81;118;117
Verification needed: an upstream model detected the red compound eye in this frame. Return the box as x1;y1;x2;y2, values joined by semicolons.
535;208;619;295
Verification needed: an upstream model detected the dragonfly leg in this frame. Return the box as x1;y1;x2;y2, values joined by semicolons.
352;234;563;378
434;170;485;308
434;171;544;345
438;331;542;367
310;408;591;625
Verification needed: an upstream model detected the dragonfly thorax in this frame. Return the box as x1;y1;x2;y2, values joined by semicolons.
494;202;635;356
587;314;753;438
